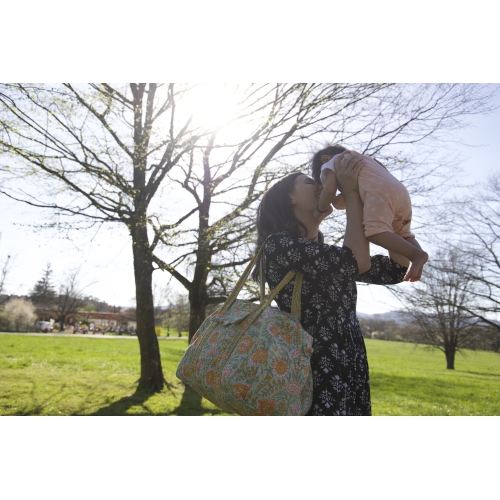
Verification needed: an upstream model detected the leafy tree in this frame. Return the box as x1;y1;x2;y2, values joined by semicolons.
30;263;56;307
163;293;189;337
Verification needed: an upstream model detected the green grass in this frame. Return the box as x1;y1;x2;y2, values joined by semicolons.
0;335;227;416
365;339;500;416
0;335;498;415
156;328;188;338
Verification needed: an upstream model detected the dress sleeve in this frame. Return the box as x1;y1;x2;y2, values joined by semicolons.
264;231;359;281
356;254;408;285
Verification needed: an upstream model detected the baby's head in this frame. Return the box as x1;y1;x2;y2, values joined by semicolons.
311;143;347;184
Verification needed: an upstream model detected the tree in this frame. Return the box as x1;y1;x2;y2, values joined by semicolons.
1;298;37;332
0;255;11;302
396;248;483;369
0;232;13;304
30;263;56;307
0;83;212;391
450;173;500;331
150;84;497;341
163;293;189;337
55;269;87;331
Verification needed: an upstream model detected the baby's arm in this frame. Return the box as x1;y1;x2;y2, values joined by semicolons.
313;169;338;219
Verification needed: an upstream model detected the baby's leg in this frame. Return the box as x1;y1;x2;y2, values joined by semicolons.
368;232;428;281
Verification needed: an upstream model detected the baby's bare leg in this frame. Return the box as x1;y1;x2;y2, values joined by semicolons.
367;232;428;282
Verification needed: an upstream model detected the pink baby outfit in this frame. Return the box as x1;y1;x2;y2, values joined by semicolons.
320;154;415;239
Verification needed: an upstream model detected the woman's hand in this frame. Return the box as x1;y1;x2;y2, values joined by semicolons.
334;151;365;196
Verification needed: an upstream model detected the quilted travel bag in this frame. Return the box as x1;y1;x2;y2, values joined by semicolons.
176;246;314;416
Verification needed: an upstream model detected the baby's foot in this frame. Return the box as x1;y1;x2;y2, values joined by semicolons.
404;251;429;282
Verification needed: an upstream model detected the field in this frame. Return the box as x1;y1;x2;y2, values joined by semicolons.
0;334;498;416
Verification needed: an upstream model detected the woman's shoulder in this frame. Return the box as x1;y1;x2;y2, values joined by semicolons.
263;231;308;248
263;231;332;256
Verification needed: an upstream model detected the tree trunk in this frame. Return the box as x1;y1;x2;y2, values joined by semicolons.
59;314;66;332
188;285;209;343
187;195;211;342
131;219;165;392
445;346;455;370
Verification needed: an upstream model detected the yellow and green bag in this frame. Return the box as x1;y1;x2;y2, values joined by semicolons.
176;247;313;416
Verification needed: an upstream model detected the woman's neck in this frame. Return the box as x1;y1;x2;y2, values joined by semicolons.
295;211;321;242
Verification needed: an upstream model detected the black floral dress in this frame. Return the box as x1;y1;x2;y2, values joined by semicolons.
262;231;407;416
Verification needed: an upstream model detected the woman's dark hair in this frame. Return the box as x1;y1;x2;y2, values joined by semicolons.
252;172;324;281
310;143;347;184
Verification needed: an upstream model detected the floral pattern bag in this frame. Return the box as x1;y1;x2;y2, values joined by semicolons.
176;247;314;416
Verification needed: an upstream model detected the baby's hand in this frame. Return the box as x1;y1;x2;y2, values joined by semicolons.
332;194;346;210
313;205;333;220
312;208;322;220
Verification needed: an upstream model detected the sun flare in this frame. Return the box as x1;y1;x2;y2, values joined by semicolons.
188;83;241;130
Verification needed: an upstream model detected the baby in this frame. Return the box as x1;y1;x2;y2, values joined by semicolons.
311;144;428;282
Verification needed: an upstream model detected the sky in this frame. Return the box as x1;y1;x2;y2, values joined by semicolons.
1;86;499;314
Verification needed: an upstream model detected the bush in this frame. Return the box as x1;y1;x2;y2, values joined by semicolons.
1;298;37;332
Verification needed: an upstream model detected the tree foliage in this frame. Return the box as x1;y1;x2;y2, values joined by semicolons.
30;263;56;307
162;293;190;337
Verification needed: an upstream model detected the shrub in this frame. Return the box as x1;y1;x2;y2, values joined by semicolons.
1;298;37;332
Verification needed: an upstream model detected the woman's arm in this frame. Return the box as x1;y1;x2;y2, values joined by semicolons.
357;254;408;285
264;232;359;282
336;153;371;274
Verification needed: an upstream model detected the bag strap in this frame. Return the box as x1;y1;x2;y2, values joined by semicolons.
218;244;304;328
220;245;304;324
219;247;264;314
259;248;303;318
260;253;302;319
240;270;301;331
291;272;303;321
259;253;266;303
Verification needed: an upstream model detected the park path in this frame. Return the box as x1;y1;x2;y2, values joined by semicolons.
0;332;188;340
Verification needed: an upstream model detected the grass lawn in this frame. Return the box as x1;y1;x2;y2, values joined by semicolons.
365;339;500;416
0;334;498;416
0;335;225;416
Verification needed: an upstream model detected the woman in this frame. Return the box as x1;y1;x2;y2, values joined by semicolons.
255;152;409;415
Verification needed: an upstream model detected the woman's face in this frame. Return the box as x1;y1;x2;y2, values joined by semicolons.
289;174;322;214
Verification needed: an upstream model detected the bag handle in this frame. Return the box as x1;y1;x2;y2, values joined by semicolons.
219;246;264;314
260;255;302;320
219;245;303;321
